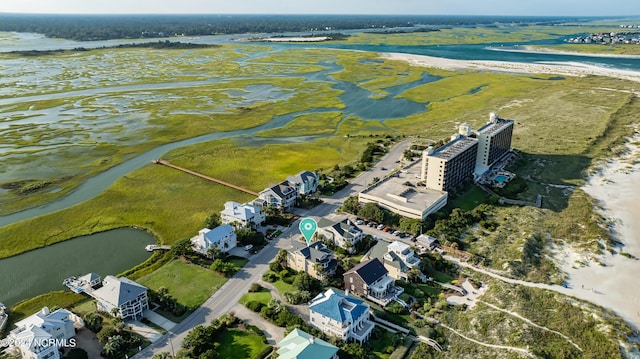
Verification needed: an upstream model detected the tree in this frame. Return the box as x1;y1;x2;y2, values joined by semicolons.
82;312;103;333
207;246;223;260
399;217;422;235
210;259;236;276
171;238;194;257
275;249;289;270
358;202;384;223
407;267;423;283
102;335;125;358
204;213;221;229
340;195;360;214
110;307;120;318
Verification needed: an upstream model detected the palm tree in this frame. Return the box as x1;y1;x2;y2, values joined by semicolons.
110;307;120;319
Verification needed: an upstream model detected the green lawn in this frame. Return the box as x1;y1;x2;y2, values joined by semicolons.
272;279;295;295
216;328;271;359
239;289;272;306
228;256;250;269
137;260;227;310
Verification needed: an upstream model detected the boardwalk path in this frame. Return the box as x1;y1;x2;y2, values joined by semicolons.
153;159;260;196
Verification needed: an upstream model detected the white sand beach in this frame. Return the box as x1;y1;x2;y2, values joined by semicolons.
380;52;640;84
567;131;640;329
387;51;640;329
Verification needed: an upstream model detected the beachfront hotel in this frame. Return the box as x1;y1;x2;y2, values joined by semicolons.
360;112;514;220
474;112;515;176
422;112;514;193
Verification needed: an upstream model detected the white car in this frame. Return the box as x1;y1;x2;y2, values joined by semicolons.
244;245;253;251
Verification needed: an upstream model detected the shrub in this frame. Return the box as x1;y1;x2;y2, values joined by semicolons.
246;301;264;313
262;271;278;282
248;283;263;293
64;348;88;359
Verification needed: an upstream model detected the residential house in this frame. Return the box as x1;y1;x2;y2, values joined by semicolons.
287;171;319;196
308;289;374;344
191;224;237;256
7;307;82;359
92;276;149;320
364;241;425;282
276;328;338;359
318;218;363;253
416;234;437;251
343;258;401;306
220;201;265;229
286;239;337;280
257;180;298;210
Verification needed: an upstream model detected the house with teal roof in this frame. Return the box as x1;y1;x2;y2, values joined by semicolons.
308;288;374;344
276;328;338;359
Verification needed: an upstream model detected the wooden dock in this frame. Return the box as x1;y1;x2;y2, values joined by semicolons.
145;245;171;252
152;159;260;196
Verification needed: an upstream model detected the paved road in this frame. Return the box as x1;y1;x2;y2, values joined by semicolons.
133;138;417;358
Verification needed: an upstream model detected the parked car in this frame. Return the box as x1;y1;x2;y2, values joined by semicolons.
383;226;392;232
244;245;253;251
377;224;385;230
356;219;364;225
393;230;401;236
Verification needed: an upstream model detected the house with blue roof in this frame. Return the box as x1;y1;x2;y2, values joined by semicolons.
308;288;374;344
191;224;237;256
276;328;338;359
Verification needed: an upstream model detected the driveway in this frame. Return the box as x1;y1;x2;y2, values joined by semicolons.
232;303;285;345
128;320;163;343
143;310;176;331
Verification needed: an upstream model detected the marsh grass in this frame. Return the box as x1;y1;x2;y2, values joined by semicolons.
255;111;343;137
0;138;367;258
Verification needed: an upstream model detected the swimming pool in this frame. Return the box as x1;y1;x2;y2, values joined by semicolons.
495;175;508;183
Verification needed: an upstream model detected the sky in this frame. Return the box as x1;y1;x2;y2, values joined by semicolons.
1;0;640;17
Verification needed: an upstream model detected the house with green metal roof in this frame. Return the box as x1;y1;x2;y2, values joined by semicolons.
276;328;338;359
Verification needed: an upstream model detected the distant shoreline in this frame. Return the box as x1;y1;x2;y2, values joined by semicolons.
487;45;640;59
380;52;640;83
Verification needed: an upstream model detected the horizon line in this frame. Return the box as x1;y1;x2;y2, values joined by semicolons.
0;12;637;18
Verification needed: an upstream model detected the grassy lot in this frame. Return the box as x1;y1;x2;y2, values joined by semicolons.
8;291;85;325
272;279;296;295
228;256;250;269
216;328;271;359
136;260;227;314
239;288;272;306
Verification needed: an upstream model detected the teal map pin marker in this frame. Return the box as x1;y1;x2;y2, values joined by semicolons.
299;217;318;246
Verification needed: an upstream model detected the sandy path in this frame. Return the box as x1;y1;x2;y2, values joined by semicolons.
479;301;583;353
438;322;533;357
